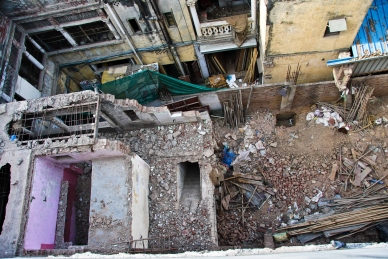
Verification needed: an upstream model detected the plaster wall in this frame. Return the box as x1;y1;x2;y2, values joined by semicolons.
177;162;187;204
49;43;130;66
0;150;32;257
24;157;65;250
130;154;150;248
259;0;268;55
267;0;372;55
15;76;41;100
159;0;196;43
264;51;339;84
88;156;131;248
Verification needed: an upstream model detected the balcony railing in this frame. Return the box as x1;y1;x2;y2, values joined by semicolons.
200;18;254;38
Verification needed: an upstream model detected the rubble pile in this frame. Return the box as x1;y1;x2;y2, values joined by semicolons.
101;121;217;251
213;95;388;247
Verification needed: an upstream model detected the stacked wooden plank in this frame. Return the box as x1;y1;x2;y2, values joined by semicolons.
334;145;387;193
279;204;388;238
218;172;274;213
223;90;244;128
318;81;374;129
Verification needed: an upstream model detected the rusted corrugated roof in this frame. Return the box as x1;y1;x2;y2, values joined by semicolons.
352;0;388;59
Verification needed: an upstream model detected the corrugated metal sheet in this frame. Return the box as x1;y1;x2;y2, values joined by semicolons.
327;0;388;75
352;0;388;59
353;56;388;75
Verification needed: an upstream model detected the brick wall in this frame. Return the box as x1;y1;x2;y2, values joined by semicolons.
214;73;388;111
351;74;388;97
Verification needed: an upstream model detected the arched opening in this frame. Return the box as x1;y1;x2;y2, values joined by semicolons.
0;163;11;235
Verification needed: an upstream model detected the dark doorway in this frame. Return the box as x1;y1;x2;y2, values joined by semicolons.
178;162;201;212
0;163;11;234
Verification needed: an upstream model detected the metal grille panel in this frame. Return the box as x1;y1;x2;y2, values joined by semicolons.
21;19;52;31
8;102;99;145
55;10;99;24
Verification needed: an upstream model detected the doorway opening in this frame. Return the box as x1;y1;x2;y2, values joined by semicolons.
0;163;11;235
177;162;201;213
24;157;91;250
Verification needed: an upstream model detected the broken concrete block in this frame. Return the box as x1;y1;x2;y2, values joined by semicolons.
0;104;6;114
203;149;213;157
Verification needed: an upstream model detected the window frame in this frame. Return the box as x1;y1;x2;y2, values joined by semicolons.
164;12;177;27
127;18;142;34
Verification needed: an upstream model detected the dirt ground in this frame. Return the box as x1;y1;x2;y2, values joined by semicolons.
212;95;388;248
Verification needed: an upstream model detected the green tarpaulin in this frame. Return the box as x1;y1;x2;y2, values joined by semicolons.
99;70;216;104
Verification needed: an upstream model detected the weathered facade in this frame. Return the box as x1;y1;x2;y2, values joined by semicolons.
0;91;217;257
259;0;373;84
0;0;198;102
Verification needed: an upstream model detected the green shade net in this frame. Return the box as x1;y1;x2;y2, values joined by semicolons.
98;70;217;104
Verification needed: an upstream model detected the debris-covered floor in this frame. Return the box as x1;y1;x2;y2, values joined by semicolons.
212;93;388;248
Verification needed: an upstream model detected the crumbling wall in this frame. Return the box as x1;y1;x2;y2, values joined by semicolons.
0;150;32;257
88;156;132;250
130;155;150;248
101;120;218;251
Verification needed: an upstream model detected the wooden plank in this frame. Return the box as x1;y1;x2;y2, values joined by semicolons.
353;165;363;187
359;167;372;183
232;173;263;181
236;178;265;186
221;194;231;210
329;163;338;181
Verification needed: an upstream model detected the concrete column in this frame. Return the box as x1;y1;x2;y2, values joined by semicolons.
194;43;209;78
187;1;202;37
280;84;296;111
56;27;78;47
170;46;186;76
251;0;257;31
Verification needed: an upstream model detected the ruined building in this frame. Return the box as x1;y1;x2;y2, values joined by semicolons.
1;0;386;102
0;91;218;256
1;1;388;256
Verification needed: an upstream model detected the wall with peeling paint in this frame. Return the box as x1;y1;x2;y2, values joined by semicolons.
263;0;373;84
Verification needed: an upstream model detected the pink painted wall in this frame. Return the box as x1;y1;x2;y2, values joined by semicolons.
24;158;64;250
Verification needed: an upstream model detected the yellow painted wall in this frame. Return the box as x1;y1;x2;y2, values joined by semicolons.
62;65;96;84
267;0;372;55
264;51;339;84
140;44;195;65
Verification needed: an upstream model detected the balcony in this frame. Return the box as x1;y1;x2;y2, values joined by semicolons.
200;18;254;39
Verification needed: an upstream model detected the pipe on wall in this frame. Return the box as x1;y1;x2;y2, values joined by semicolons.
27;36;46;53
105;3;143;65
23;51;44;70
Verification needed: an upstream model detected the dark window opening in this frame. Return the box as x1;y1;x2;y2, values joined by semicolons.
19;55;41;88
124;110;139;121
178;162;201;211
96;58;132;69
164;12;177;27
163;63;180;79
14;93;26;101
66;21;113;45
197;0;250;21
0;163;11;235
25;38;44;63
30;30;72;52
324;22;340;37
127;19;141;33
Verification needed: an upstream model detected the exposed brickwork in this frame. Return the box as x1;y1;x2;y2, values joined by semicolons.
352;74;388;97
